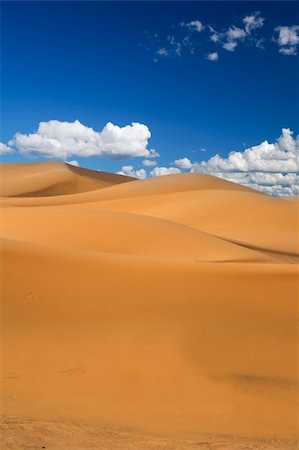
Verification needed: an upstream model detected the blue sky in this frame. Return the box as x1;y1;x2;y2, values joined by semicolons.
1;1;298;195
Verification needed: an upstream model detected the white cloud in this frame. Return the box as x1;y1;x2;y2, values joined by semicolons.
182;20;204;33
226;26;246;41
172;129;298;196
157;48;169;56
65;160;79;167
193;129;299;174
221;26;246;52
207;52;219;61
150;166;181;177
223;41;238;52
274;25;299;55
275;25;299;46
209;14;265;55
166;35;183;57
117;165;147;179
174;157;193;169
148;148;160;158
9;120;155;160
189;128;299;196
0;142;12;155
209;26;220;43
279;46;297;55
142;159;157;167
243;12;264;34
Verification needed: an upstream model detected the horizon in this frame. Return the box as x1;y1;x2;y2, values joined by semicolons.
1;1;298;196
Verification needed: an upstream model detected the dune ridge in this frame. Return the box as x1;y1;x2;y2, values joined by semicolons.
0;162;298;449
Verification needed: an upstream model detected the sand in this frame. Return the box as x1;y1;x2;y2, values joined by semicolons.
0;161;298;449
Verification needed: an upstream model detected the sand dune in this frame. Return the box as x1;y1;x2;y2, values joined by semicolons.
0;161;133;197
0;162;298;449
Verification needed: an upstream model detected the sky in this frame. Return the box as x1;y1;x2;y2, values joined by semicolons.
1;1;299;196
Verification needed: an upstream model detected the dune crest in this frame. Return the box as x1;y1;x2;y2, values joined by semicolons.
1;162;298;449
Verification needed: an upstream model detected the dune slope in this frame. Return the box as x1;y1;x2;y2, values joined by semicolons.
0;162;298;449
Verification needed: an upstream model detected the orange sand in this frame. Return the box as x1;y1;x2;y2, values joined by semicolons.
0;161;298;449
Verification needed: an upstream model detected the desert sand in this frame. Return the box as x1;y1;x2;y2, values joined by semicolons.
0;161;298;449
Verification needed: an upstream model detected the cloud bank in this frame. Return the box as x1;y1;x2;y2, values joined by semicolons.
115;128;299;197
3;120;298;197
173;128;299;196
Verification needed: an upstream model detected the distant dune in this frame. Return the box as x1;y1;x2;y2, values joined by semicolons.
1;162;298;449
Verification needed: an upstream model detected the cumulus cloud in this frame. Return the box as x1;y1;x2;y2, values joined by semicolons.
274;25;299;55
142;159;157;167
117;165;147;179
223;41;238;52
9;120;157;160
174;157;193;169
0;142;12;155
193;129;298;174
207;52;219;61
65;160;80;167
150;166;181;177
243;13;264;34
175;129;299;196
122;127;298;196
147;148;160;158
226;26;247;41
182;20;204;33
221;26;247;52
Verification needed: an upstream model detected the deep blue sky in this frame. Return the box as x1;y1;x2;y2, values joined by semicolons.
1;1;298;172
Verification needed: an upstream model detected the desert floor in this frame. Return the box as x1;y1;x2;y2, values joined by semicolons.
1;162;298;449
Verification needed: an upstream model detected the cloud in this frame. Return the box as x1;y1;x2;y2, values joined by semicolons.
221;26;247;52
151;11;268;61
274;25;299;55
150;166;181;177
223;41;238;52
65;160;80;167
193;129;298;174
117;165;146;179
182;20;204;33
275;25;299;46
167;35;183;56
174;157;193;169
243;12;264;34
209;27;220;43
207;52;219;61
148;148;160;158
174;129;299;196
209;13;265;53
279;46;297;55
117;127;299;197
226;26;247;41
142;159;157;167
9;120;156;160
0;142;12;155
157;48;169;56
